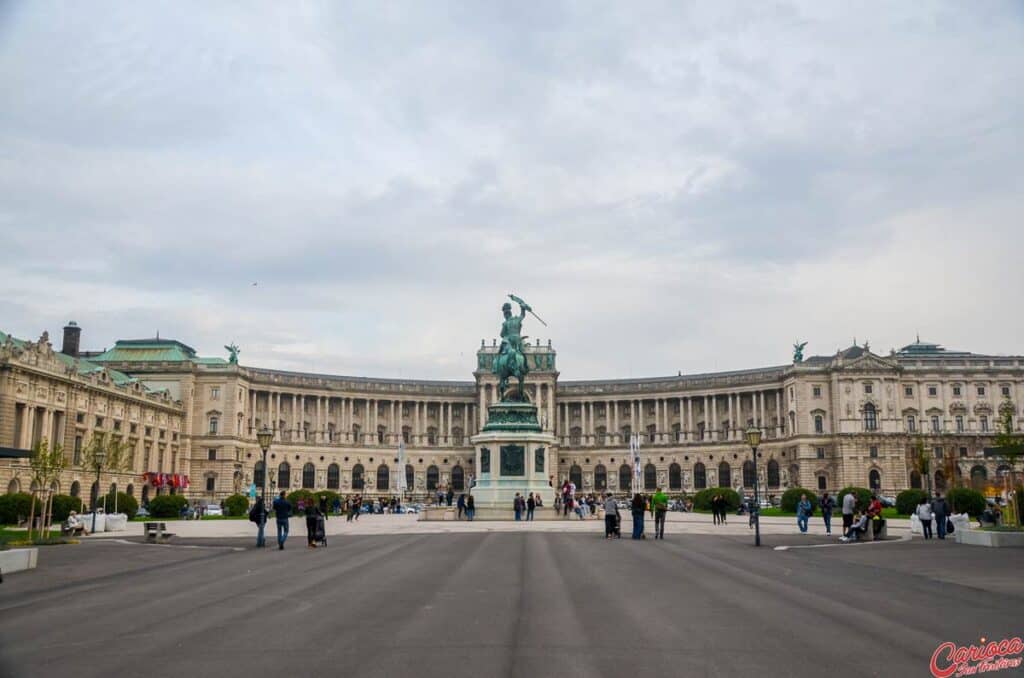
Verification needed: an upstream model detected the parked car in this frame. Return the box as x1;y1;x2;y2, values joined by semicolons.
205;504;223;516
135;507;149;518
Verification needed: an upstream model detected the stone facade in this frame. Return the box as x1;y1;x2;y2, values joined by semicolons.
2;324;1022;505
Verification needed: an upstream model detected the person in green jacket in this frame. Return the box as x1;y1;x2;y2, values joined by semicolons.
651;487;669;540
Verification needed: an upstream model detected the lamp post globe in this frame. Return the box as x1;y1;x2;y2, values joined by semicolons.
745;427;762;547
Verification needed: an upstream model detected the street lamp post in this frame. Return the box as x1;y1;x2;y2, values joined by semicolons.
92;447;106;535
256;427;274;504
745;426;762;547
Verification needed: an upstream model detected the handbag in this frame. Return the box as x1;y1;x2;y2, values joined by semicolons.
946;517;955;534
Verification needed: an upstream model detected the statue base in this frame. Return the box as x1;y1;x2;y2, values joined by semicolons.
470;401;555;510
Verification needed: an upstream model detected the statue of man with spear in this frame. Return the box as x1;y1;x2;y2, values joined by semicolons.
492;293;546;401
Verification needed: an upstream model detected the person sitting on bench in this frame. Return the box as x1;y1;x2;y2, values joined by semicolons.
839;512;868;542
63;511;89;536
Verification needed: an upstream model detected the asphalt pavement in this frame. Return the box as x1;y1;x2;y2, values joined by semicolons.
0;532;1019;678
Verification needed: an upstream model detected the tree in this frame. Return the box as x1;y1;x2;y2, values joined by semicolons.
911;436;932;497
26;439;67;540
994;400;1024;526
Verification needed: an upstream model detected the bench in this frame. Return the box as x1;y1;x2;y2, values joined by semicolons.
144;522;175;543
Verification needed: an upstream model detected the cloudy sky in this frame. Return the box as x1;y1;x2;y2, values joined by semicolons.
1;2;1021;380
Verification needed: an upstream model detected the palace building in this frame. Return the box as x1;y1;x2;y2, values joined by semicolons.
1;322;1022;505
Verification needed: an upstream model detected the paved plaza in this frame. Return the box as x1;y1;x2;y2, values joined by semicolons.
0;520;1019;678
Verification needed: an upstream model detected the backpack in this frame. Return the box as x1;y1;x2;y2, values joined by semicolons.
248;505;261;523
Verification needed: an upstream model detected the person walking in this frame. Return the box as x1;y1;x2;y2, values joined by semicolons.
306;500;321;549
841;490;856;533
457;493;466;520
446;487;455;507
631;493;646;539
651;487;668;540
916;496;934;539
465;494;476;521
796;493;812;534
526;492;536;521
603;492;620;539
710;494;720;525
819;492;835;535
513;493;524;521
249;496;268;548
272;490;291;550
931;492;950;540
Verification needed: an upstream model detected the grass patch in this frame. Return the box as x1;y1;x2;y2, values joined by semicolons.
979;525;1024;532
697;507;905;519
0;527;75;549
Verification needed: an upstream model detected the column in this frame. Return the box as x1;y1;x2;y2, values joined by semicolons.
630;400;637;435
347;397;354;441
775;390;782;436
274;392;280;440
315;397;321;443
585;401;592;446
446;401;453;447
250;390;256;435
547;385;554;434
686;398;693;442
463;403;469;441
413;401;420;443
760;390;766;429
612;399;619;443
560;402;567;440
478;385;486;430
654;399;660;443
701;395;708;441
728;393;734;441
712;395;719;441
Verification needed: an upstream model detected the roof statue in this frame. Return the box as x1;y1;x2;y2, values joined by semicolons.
793;341;807;364
492;294;541;401
225;342;240;365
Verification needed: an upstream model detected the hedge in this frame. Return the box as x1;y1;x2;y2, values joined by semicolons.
781;488;818;514
97;491;139;519
50;494;82;522
692;488;741;512
0;492;33;525
286;489;317;510
946;488;985;518
838;487;872;513
148;494;189;518
896;489;929;517
223;494;250;517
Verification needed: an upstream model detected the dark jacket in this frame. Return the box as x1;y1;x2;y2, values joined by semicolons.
931;497;950;517
527;496;536;509
272;497;292;521
631;495;645;513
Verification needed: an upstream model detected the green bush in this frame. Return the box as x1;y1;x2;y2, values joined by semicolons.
223;494;250;517
896;489;929;517
96;491;139;519
286;489;317;510
946;488;986;518
316;491;341;509
0;492;33;525
50;494;83;522
781;488;818;514
838;486;872;513
148;494;189;518
692;488;741;512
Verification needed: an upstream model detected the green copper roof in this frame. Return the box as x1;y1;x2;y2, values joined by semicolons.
89;338;197;363
1;328;139;387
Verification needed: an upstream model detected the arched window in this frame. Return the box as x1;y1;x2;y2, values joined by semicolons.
570;465;583;489
934;470;946;491
863;404;877;431
970;465;987;488
767;459;780;488
669;463;681;490
718;462;731;489
742;460;756;488
405;464;414;491
377;464;390;491
352;464;365;490
327;464;340;489
301;463;315;489
910;470;922;489
619;464;632;491
254;461;266;489
594;464;607;490
643;463;656;490
70;480;81;498
868;469;881;490
452;465;465;491
694;462;707;489
426;465;439;491
817;475;827;491
278;462;290;489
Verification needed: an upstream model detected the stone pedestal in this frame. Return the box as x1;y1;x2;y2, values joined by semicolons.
470;401;556;509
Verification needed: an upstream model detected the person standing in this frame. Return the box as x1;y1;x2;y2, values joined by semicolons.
457;493;466;520
867;494;884;540
631;493;646;539
931;492;950;540
711;494;720;526
446;487;455;507
513;492;524;521
651;487;668;540
841;490;857;533
249;496;268;548
465;494;476;521
603;492;620;539
305;500;321;549
917;496;934;539
526;492;536;521
819;492;835;536
796;493;812;534
272;490;291;550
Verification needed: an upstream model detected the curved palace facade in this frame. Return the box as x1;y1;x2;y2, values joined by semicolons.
2;322;1023;504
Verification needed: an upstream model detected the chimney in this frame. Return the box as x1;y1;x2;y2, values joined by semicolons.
62;321;81;357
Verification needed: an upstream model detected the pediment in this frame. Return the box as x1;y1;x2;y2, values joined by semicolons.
836;353;898;372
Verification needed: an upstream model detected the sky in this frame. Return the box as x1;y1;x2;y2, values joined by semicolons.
0;2;1022;380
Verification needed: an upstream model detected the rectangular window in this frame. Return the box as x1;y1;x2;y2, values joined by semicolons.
977;386;986;397
172;432;178;441
206;477;215;492
931;415;940;432
864;383;873;394
76;412;85;424
144;445;151;470
928;386;938;397
907;416;916;433
159;430;165;439
980;416;989;432
904;386;913;397
953;386;961;397
209;418;218;435
1002;386;1011;397
816;447;825;459
869;446;878;458
145;426;153;437
934;446;944;459
955;415;964;433
113;420;122;431
812;386;822;398
95;416;104;428
73;436;83;465
814;416;824;434
210;387;220;400
959;447;968;458
130;423;137;434
208;449;217;460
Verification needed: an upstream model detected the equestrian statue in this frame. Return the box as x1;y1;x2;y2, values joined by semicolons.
492;294;545;402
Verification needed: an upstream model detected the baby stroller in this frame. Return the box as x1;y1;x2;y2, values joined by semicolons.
315;514;327;547
613;512;622;538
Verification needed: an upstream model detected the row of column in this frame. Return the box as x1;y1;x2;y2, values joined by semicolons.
249;391;477;447
557;390;785;446
15;404;62;449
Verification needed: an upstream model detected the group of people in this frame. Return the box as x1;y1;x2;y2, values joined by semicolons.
709;494;730;525
910;493;953;540
512;492;540;520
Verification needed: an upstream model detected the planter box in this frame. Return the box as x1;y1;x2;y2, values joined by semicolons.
0;547;39;574
956;529;1024;548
